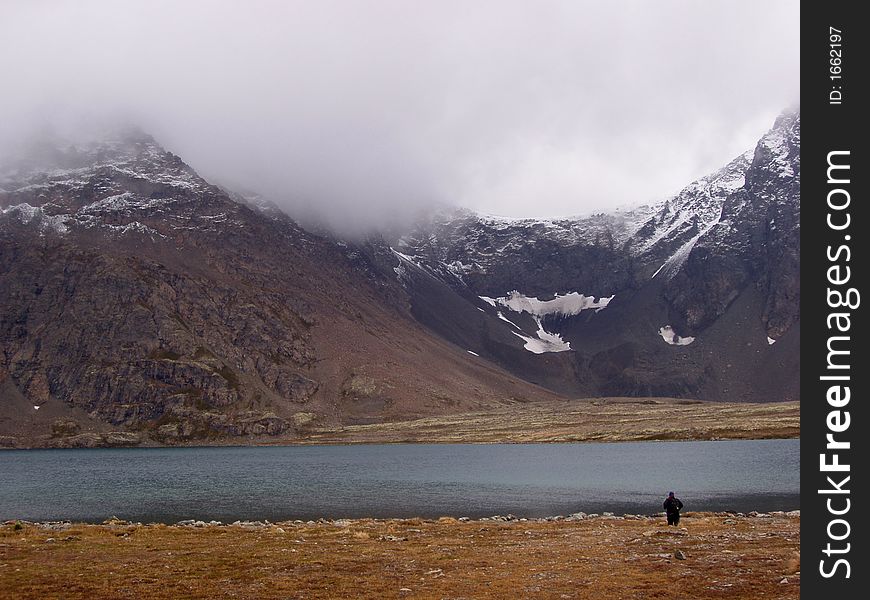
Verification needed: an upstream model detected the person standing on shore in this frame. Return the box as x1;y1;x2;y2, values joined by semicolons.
663;492;683;526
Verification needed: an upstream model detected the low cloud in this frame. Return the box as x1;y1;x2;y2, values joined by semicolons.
1;0;799;229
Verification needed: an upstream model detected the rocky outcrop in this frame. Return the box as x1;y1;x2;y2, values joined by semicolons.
44;431;143;448
0;236;318;427
153;409;291;442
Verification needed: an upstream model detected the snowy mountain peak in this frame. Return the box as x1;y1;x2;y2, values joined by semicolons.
0;130;237;241
626;148;755;265
1;130;208;202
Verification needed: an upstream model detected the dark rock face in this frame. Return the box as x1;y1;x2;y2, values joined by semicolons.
666;111;800;338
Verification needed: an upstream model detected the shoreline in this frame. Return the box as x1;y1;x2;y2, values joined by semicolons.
5;509;801;529
2;398;800;449
0;433;800;451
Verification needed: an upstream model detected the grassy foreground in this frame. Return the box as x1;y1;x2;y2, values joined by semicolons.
296;399;800;444
1;513;799;599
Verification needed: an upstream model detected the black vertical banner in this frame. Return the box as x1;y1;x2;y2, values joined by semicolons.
802;1;867;597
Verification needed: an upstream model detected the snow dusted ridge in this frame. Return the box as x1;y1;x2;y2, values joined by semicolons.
756;114;799;179
628;149;754;259
390;247;468;286
393;206;656;285
392;143;759;301
482;291;613;354
1;140;206;198
0;131;234;241
658;326;695;346
1;203;69;235
391;248;425;286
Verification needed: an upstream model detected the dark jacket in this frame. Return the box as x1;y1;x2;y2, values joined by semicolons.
663;497;683;514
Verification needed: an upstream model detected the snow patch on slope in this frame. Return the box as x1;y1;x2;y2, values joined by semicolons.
651;218;721;280
489;291;613;317
392;249;422;267
80;192;139;213
485;291;613;354
511;319;572;354
496;311;523;331
658;326;695;346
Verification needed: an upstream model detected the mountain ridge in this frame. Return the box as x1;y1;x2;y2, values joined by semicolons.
373;109;799;400
0;110;800;447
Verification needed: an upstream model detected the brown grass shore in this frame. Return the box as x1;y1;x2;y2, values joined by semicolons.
292;399;800;445
1;513;799;599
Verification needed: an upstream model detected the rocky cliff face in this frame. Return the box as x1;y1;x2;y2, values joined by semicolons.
665;111;800;338
1;133;320;440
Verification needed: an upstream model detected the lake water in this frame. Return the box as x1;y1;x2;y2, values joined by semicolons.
0;439;799;523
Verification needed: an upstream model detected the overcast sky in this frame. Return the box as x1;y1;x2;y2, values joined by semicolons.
1;0;799;226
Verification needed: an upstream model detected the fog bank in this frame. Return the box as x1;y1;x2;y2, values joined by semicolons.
1;1;799;228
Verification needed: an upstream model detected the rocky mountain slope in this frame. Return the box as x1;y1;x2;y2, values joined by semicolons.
0;132;561;448
0;111;799;446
